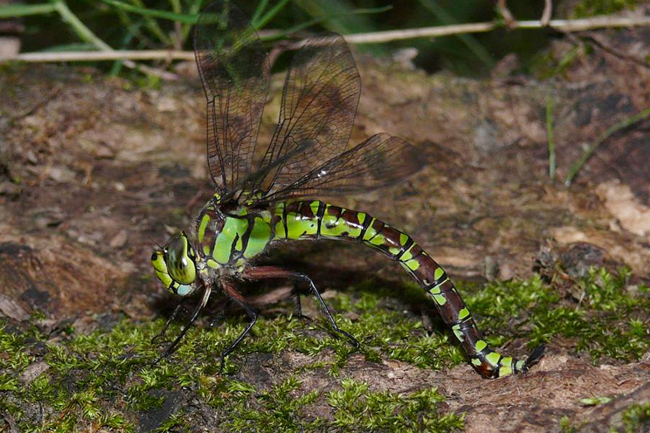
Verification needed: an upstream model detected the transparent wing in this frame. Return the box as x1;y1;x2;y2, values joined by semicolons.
247;33;361;195
260;133;426;202
194;0;270;195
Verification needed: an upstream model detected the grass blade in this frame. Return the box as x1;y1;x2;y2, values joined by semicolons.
546;93;556;180
565;107;650;186
0;3;57;18
100;0;197;24
263;6;393;42
252;0;291;30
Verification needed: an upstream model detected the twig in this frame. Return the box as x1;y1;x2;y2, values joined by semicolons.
2;14;650;64
497;0;516;29
565;108;650;186
1;50;194;62
581;31;650;70
541;0;553;27
344;16;650;44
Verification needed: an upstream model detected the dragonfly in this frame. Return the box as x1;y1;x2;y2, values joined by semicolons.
151;0;544;379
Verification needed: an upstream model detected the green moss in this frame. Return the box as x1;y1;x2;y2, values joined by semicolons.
462;268;649;363
532;45;585;80
572;0;637;18
1;266;647;431
620;401;650;432
560;415;578;432
327;379;463;432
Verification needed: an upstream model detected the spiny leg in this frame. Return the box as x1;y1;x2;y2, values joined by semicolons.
219;279;258;373
151;298;187;343
153;285;212;365
242;266;359;349
292;280;312;321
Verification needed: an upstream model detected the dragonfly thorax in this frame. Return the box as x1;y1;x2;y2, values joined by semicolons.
194;195;274;272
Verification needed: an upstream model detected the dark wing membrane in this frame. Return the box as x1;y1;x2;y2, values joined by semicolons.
261;133;426;202
247;33;361;196
194;0;270;195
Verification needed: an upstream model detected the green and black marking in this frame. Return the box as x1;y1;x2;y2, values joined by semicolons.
151;0;544;379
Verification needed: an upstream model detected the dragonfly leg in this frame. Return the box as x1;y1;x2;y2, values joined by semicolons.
219;279;258;373
153;285;212;365
242;266;359;349
292;281;312;321
151;298;186;343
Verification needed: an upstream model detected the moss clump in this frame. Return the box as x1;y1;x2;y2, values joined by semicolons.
465;267;649;362
572;0;637;18
327;379;463;432
621;401;650;432
1;266;647;431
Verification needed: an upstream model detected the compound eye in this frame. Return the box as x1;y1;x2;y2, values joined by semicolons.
165;234;197;285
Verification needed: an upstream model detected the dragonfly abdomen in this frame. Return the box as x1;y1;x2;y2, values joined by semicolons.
276;199;530;378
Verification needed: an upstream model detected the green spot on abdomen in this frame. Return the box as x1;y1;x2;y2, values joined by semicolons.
458;307;470;321
321;213;361;239
286;213;317;238
485;352;501;366
432;294;447;306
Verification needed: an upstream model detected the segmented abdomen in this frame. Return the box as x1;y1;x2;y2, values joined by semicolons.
274;200;528;378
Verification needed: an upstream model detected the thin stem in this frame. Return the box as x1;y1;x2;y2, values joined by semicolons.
50;0;177;80
251;0;270;27
546;93;556;180
417;0;494;69
168;0;182;49
253;0;291;30
125;0;172;45
2;50;195;62
181;0;205;42
53;0;111;51
0;3;57;18
344;15;650;44
263;6;392;42
101;0;196;24
565;108;650;186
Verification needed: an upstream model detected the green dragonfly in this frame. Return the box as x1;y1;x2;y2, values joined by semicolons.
151;0;544;378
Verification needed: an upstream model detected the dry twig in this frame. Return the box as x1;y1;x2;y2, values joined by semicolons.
2;14;650;64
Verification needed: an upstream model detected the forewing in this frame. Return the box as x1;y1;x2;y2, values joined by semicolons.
261;133;426;202
249;33;361;195
194;0;270;195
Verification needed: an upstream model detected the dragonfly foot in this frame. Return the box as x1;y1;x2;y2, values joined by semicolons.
150;332;168;344
295;312;312;322
152;348;173;366
523;345;546;370
335;328;360;349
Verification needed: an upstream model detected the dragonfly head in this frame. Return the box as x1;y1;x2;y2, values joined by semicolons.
151;231;198;297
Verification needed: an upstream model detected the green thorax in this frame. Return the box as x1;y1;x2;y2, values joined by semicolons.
195;195;275;270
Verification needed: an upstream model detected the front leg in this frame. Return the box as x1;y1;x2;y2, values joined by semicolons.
241;266;359;349
153;284;212;365
151;298;187;344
